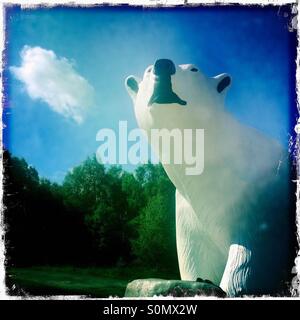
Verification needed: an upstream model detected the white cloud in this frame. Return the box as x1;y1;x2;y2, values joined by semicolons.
10;46;95;124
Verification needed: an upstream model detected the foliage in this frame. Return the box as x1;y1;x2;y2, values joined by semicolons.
3;150;178;271
131;164;177;268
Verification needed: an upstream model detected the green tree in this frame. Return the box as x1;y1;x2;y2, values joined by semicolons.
62;155;107;212
61;156;134;264
131;163;177;269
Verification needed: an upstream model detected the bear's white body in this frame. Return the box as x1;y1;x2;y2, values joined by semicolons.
126;61;291;296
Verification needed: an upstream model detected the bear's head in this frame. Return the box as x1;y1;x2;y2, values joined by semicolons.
125;59;231;132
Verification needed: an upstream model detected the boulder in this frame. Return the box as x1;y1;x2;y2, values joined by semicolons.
124;278;226;298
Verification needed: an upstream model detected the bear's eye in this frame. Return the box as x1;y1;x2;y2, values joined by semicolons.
190;68;198;72
147;67;152;73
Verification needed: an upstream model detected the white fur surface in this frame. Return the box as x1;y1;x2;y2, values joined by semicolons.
220;244;252;297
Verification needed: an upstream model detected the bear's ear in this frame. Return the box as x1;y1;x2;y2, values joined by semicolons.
213;73;232;94
125;75;140;101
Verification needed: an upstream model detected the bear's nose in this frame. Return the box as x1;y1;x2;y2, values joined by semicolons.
153;59;176;76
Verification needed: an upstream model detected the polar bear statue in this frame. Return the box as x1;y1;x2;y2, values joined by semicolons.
125;59;294;296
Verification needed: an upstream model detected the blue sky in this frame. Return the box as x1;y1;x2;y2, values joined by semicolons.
3;5;296;183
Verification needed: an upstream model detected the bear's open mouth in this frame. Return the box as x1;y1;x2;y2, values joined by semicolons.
148;76;187;106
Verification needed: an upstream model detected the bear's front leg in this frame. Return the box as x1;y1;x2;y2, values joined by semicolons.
176;190;227;286
220;244;252;296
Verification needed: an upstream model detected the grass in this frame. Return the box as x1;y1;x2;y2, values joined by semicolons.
6;265;180;298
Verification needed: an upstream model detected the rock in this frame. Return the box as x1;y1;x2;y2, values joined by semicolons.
124;278;226;298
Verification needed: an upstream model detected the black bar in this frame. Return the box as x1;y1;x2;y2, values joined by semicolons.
1;299;300;319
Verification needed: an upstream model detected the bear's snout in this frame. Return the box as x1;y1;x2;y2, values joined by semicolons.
148;59;186;106
153;59;176;76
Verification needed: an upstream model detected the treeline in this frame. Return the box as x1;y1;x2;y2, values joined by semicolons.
3;150;178;270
